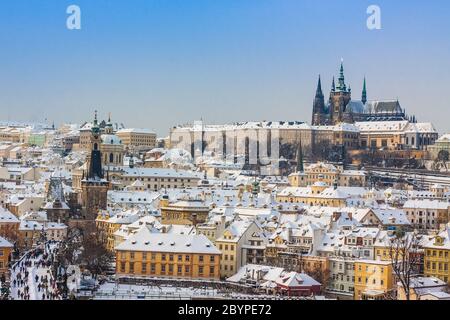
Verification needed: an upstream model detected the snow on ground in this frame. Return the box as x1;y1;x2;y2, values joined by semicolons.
9;242;62;300
87;282;219;300
85;282;312;300
66;265;82;293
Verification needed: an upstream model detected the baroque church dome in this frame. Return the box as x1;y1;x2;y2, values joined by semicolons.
101;134;122;145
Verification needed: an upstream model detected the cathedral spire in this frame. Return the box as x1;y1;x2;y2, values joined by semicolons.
337;61;347;92
315;75;323;98
362;77;367;105
312;74;326;125
331;77;336;92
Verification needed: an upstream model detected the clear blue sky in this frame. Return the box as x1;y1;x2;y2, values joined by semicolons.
0;0;449;135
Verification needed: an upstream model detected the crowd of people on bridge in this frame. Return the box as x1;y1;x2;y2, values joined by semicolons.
10;242;62;300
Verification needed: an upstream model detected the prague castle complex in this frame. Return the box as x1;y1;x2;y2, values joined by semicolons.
170;62;438;161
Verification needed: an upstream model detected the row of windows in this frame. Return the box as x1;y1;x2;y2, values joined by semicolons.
122;252;216;263
347;238;373;246
332;262;354;271
222;264;234;272
406;211;436;217
222;254;234;261
361;139;394;148
336;133;358;140
308;174;336;180
357;277;385;286
282;199;340;206
120;262;215;275
410;219;436;226
218;244;235;251
331;274;354;282
122;177;191;182
426;250;449;258
357;265;385;273
330;284;354;292
199;230;215;238
426;262;449;271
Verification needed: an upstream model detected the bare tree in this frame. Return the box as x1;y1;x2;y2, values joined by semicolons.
1;273;10;300
387;229;423;300
77;233;113;279
434;150;449;172
305;266;330;292
55;227;83;266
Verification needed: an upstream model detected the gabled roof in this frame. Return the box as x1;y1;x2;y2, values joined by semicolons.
0;207;19;223
423;227;450;250
275;271;321;288
371;208;410;225
0;236;13;248
364;100;402;114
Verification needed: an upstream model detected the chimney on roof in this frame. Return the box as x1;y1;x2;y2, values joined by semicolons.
333;212;342;222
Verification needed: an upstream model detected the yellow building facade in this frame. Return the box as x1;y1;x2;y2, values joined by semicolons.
354;260;394;300
160;200;210;226
276;183;347;207
115;229;221;280
423;228;450;284
116;129;157;151
0;237;13;279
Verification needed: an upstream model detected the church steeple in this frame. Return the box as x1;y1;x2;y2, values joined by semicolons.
93;110;98;126
337;61;347;92
92;110;100;136
331;77;336;92
362;77;367;105
315;75;323;98
105;112;113;134
312;75;326;125
296;140;304;173
87;110;104;180
329;61;352;125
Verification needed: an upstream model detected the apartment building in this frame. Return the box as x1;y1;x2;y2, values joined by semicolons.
115;228;221;280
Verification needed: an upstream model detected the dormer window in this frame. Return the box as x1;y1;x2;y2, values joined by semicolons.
434;236;444;246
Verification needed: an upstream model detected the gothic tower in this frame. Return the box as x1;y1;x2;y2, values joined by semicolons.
362;77;367;105
312;75;327;125
329;62;352;125
80;111;111;227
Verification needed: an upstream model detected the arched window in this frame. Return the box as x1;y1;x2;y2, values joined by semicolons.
94;143;98;150
109;153;114;163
